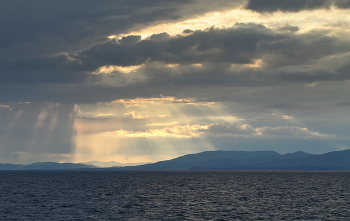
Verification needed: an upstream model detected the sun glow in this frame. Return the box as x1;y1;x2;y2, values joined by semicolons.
111;96;217;108
108;124;209;138
118;8;350;41
72;97;227;163
94;65;142;74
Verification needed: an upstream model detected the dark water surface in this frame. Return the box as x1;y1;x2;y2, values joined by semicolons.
1;171;350;220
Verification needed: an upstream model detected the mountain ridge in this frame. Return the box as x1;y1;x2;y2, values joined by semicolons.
0;149;349;171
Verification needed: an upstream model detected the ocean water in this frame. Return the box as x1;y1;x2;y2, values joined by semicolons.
0;171;349;220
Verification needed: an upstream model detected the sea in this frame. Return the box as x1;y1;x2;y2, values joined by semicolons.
0;171;349;220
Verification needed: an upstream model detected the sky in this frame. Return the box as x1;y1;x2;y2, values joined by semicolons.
1;0;350;164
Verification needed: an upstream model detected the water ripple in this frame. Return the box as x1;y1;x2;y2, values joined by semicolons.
0;171;349;220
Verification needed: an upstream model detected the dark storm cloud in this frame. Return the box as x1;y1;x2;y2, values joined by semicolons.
272;52;350;83
245;0;332;13
0;0;187;48
276;24;299;33
334;0;350;8
0;0;245;85
0;24;268;84
2;23;350;103
264;102;310;110
0;0;244;61
245;0;350;13
76;23;350;68
73;24;350;86
2;0;348;90
0;83;165;104
77;25;269;67
0;55;100;84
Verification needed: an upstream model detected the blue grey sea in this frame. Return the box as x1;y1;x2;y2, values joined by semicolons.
0;171;349;220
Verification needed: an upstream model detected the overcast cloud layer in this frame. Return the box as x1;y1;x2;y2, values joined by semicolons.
245;0;350;12
1;0;350;164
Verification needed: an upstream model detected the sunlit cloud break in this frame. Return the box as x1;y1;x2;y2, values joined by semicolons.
108;123;338;140
112;96;217;108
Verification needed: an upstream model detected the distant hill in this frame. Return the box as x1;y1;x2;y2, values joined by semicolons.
114;150;281;170
115;149;350;171
24;162;97;170
252;149;350;169
79;161;150;167
1;149;350;171
0;162;97;170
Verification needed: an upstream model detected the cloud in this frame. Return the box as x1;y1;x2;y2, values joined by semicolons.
109;124;208;138
256;126;337;139
112;96;214;108
5;22;349;88
73;24;350;76
75;24;276;67
0;0;244;62
276;24;300;33
246;0;332;12
271;51;350;82
264;102;310;110
334;0;350;9
245;0;331;13
337;101;350;107
245;0;350;13
0;0;188;52
0;55;97;84
1;4;349;122
201;123;257;136
124;111;151;119
202;123;335;139
0;105;11;109
95;113;114;117
123;111;170;119
74;104;82;114
109;122;337;139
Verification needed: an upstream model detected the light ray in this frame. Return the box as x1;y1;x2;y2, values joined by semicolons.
72;98;239;163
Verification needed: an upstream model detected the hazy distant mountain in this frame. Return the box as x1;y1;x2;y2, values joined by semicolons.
0;162;97;170
80;161;150;167
0;161;147;170
1;149;349;171
24;162;97;170
0;163;24;170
